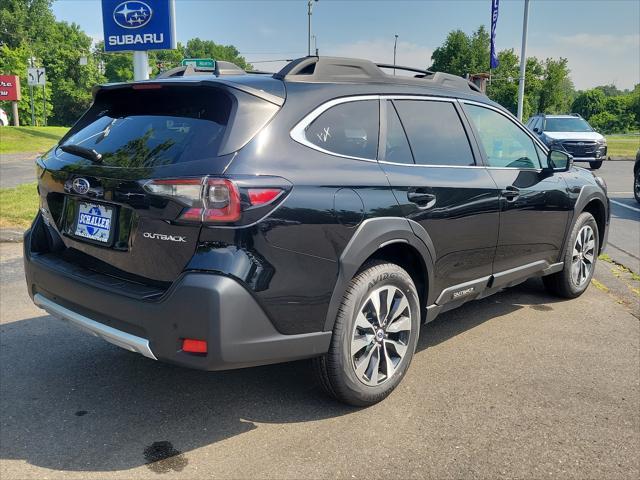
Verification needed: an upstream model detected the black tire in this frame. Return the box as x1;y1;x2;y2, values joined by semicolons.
313;261;420;407
590;161;603;170
634;169;640;203
543;212;599;298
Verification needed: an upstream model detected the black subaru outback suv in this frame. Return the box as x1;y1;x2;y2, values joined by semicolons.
24;57;609;406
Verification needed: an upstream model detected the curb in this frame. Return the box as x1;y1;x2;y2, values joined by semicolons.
0;228;25;243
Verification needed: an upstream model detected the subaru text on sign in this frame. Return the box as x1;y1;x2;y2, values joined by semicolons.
102;0;176;51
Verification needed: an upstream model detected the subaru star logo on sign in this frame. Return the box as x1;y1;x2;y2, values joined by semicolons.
102;0;176;52
113;1;153;29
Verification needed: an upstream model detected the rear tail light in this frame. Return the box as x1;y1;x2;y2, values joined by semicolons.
143;177;284;224
248;188;283;206
203;179;241;222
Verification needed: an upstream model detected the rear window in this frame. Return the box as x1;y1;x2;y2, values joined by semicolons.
305;100;379;160
61;86;232;167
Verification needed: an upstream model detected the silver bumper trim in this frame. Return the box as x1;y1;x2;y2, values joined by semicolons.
33;293;157;360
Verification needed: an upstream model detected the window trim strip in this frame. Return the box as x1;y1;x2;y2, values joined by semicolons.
290;94;549;170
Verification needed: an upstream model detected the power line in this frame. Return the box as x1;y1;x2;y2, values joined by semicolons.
246;59;293;64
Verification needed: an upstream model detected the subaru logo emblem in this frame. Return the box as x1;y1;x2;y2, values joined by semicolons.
577;142;584;146
113;1;152;29
72;178;90;195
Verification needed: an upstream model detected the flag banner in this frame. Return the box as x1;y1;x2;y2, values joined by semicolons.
490;0;500;69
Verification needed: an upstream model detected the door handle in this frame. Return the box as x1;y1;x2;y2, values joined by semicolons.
407;189;437;209
501;186;520;201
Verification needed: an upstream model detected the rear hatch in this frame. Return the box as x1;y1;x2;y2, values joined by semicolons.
37;79;284;285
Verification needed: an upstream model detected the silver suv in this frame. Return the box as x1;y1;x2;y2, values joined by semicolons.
526;114;607;170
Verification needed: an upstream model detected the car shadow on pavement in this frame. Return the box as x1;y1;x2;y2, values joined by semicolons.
417;277;569;352
0;278;567;473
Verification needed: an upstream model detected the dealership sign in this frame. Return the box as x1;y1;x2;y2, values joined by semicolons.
0;75;21;101
102;0;176;52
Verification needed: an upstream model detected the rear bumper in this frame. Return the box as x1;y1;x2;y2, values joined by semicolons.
24;228;331;371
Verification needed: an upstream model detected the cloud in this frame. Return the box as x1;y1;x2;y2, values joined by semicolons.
529;32;639;90
553;33;640;53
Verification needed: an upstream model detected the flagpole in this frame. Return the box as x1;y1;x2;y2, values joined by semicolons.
517;0;530;122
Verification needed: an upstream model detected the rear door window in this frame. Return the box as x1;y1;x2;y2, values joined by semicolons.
384;102;414;164
61;86;232;167
393;100;475;166
305;100;379;160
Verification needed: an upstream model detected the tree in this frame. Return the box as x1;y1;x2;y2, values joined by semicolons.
571;89;606;120
184;38;250;70
537;58;573;114
0;0;55;49
595;84;623;97
485;51;543;119
429;26;490;77
97;38;252;83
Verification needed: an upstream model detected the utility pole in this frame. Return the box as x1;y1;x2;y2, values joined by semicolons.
517;0;530;122
308;0;318;56
393;34;399;75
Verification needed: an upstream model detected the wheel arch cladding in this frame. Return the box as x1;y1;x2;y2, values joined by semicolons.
582;198;607;253
323;217;435;331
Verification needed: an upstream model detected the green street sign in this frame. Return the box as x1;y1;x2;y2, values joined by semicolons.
181;58;216;68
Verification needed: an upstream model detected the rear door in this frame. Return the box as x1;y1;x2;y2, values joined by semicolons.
39;83;281;283
461;102;572;282
378;97;500;301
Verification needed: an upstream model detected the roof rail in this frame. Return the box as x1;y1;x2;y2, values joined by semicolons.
274;56;482;94
155;61;245;79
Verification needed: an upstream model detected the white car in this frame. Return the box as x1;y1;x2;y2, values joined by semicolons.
0;107;9;126
526;113;608;170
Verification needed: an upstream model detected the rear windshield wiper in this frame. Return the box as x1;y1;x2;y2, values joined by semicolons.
59;144;103;164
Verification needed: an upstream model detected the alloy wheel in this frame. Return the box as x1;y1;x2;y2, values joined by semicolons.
571;225;596;286
350;286;412;386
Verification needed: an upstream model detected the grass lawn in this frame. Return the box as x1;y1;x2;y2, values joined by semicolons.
0;182;38;229
606;134;640;159
0;126;69;154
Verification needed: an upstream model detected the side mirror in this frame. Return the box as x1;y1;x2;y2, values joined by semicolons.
532;127;540;134
546;149;572;172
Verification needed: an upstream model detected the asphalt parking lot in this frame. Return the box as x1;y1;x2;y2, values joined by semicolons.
1;239;638;479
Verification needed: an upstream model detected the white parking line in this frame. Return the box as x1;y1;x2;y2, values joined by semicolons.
610;199;640;213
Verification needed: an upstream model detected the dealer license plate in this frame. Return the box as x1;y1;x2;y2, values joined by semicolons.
74;202;114;244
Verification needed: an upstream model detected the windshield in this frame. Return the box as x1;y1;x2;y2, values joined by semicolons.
544;117;593;133
60;86;232;168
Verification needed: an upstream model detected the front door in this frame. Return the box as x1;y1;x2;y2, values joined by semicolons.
461;102;572;280
378;98;501;302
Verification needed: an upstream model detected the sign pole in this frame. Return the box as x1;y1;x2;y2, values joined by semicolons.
29;84;35;126
11;101;19;126
517;0;530;122
133;50;150;81
42;84;46;126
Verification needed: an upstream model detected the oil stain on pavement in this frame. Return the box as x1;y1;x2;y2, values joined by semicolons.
143;441;188;474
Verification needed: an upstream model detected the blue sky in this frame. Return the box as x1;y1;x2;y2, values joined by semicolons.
53;0;639;90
